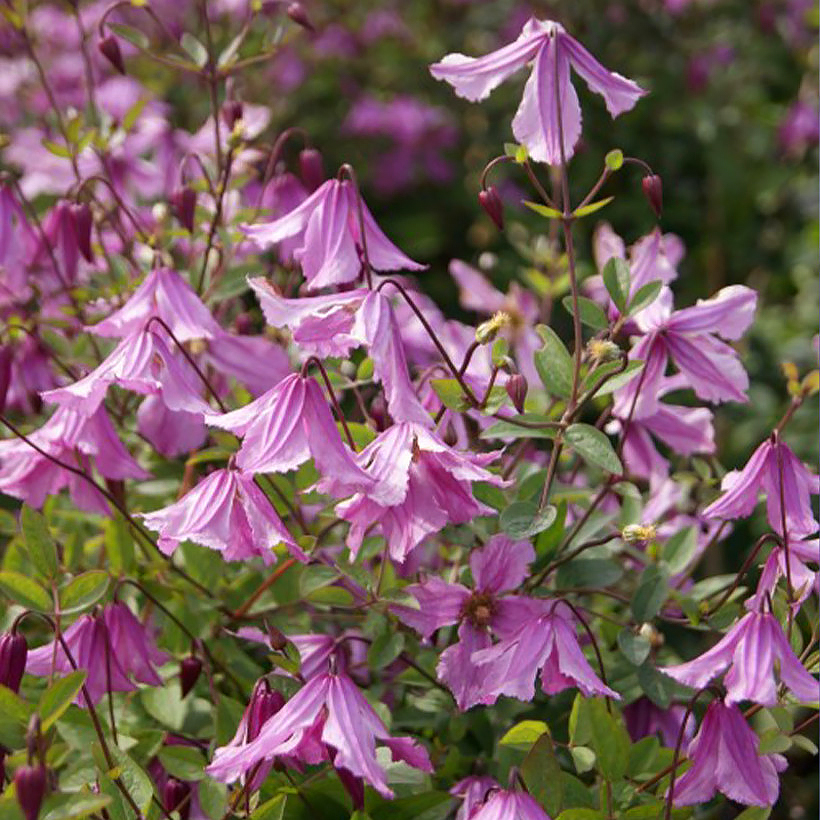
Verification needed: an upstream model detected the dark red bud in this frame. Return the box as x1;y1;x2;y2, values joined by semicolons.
266;624;288;652
298;148;324;192
170;187;197;233
505;373;528;413
98;35;126;75
70;203;94;263
14;765;47;820
641;175;663;219
0;632;28;693
179;656;202;698
0;346;13;417
162;778;191;820
221;100;244;131
234;312;254;335
286;2;315;32
478;186;504;230
247;680;285;742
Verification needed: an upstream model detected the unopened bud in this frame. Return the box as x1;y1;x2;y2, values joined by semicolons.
98;35;125;75
298;147;324;192
0;632;28;693
266;624;288;652
247;679;285;742
70;203;94;263
220;100;244;131
0;347;13;419
162;778;191;820
179;656;202;698
586;339;620;363
622;524;657;544
641;175;663;219
170;187;197;233
286;2;315;32
478;186;504;230
505;373;528;413
475;311;511;345
14;765;47;820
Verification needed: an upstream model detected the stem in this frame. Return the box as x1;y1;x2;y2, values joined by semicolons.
197;147;235;293
231;558;298;619
664;691;707;820
301;356;357;451
337;164;373;289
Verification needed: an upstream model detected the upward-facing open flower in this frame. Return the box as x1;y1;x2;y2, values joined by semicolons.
242;178;425;289
671;698;786;807
430;18;646;164
703;435;819;537
206;669;432;799
140;466;304;564
660;610;818;706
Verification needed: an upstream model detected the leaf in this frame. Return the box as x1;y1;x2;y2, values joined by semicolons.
249;795;287;820
370;793;454;820
627;280;663;315
41;795;112;820
367;631;404;670
500;502;557;540
431;378;470;411
524;201;563;219
618;629;651;666
569;746;596;774
0;684;34;749
555;558;623;589
534;325;573;399
198;778;228;820
638;663;676;708
521;732;564;817
555;810;604;820
572;196;614;218
602;257;630;311
532;502;567;569
59;571;109;614
21;505;58;578
0;570;52;611
499;720;548;749
41;139;72;159
562;296;609;330
590;360;643;397
108;23;149;50
585;698;630;780
605;149;624;171
481;415;557;440
104;748;154;815
632;563;671;622
733;808;771;820
565;424;622;474
158;746;207;781
180;32;209;67
104;516;134;575
216;31;245;69
39;671;87;730
662;527;698;575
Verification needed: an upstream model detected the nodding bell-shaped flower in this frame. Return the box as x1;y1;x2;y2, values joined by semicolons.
14;764;47;820
469;787;552;820
430;17;646;164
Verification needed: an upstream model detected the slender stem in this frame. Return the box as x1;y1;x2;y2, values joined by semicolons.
664;691;707;820
200;0;223;171
197;147;235;293
231;558;298;619
301;356;357;450
338;164;373;289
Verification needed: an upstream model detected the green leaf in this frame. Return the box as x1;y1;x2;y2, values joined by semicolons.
618;629;651;666
180;32;209;67
514;144;528;164
499;720;548;749
0;684;34;749
158;746;207;781
534;325;573;399
632;563;671;622
0;570;52;611
104;516;134;575
121;97;147;132
585;698;630;780
662;527;698;575
198;778;228;820
481;415;558;440
39;671;87;731
41;794;112;820
638;663;676;708
555;558;623;589
757;728;792;754
41;139;72;159
562;296;609;330
565;424;622;474
556;810;604;820
491;337;509;366
249;795;287;820
602;257;630;311
21;505;58;578
605;149;624;171
569;746;596;774
532;501;567;569
521;732;564;817
368;631;404;670
216;31;245;69
590;360;643;397
733;808;771;820
627;280;663;315
627;736;661;777
431;378;470;411
572;196;614;218
500;502;557;540
524;201;563;219
108;23;149;50
370;793;454;820
102;747;154;815
59;571;109;614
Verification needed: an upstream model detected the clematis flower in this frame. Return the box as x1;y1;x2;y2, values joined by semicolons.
430;17;645;164
392;535;537;709
209;373;374;494
451;776;500;820
26;604;166;705
245;172;309;264
703;435;819;537
472;600;619;703
0;184;35;305
670;698;786;807
746;537;818;612
206;668;433;799
327;422;506;564
623;697;695;748
140;466;304;564
661;610;818;706
470;788;551;820
242;178;425;289
137;396;207;458
0;405;149;514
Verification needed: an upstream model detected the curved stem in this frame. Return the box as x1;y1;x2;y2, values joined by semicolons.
300;356;357;450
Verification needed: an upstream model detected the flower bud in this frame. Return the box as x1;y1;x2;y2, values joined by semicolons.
221;100;244;131
179;656;202;698
478;186;504;230
266;624;288;652
14;765;47;820
475;311;511;345
641;174;663;219
69;203;94;263
622;524;657;544
162;777;191;820
298;147;324;192
286;2;315;32
0;346;13;417
170;187;197;234
246;680;285;742
0;632;28;693
586;339;621;363
505;373;528;413
98;35;126;75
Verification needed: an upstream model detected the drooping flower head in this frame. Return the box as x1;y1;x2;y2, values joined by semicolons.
430;18;646;164
469;787;551;820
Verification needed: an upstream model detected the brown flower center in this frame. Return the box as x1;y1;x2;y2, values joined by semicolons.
460;591;497;628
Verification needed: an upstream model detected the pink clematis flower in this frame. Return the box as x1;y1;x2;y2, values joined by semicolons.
703;435;819;537
392;535;537;709
623;697;695;748
242;178;425;289
470;787;551;820
430;18;645;164
660;610;818;706
206;669;433;799
451;776;500;820
671;698;786;807
327;422;506;564
746;537;818;613
472;600;619;703
26;603;166;705
0;405;149;514
136;396;207;458
140;466;304;564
